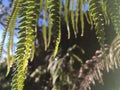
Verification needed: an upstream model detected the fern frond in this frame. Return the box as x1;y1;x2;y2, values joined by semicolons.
64;0;86;37
73;36;120;89
48;0;61;57
42;0;48;50
106;0;120;34
104;36;120;72
71;53;83;64
0;0;21;60
0;0;21;76
101;0;120;72
88;0;106;47
6;55;15;76
0;29;7;59
39;0;43;11
101;0;110;25
48;44;83;90
11;0;39;90
72;50;104;90
6;0;21;56
48;57;64;86
79;0;85;36
70;0;77;37
64;0;70;39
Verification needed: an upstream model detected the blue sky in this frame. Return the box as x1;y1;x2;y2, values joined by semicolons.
2;0;10;7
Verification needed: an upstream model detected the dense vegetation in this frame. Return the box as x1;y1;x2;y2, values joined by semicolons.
0;0;120;90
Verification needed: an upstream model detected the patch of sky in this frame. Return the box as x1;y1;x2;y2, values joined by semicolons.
38;18;44;27
83;2;89;11
70;0;89;11
63;0;89;11
38;10;48;28
2;0;10;7
0;24;4;30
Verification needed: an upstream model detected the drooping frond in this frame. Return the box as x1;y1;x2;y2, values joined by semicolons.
48;0;61;57
72;50;104;90
48;45;83;90
104;36;120;72
73;35;120;90
1;0;120;90
63;0;86;38
0;27;7;59
64;0;70;39
88;0;106;48
106;0;120;34
0;0;21;59
101;0;110;25
70;0;77;37
99;0;120;72
42;0;48;50
11;0;39;90
79;0;85;36
6;55;15;76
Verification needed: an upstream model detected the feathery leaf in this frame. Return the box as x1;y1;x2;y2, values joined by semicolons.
11;0;39;90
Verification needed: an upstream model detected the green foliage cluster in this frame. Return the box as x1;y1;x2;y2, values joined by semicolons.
0;0;120;90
